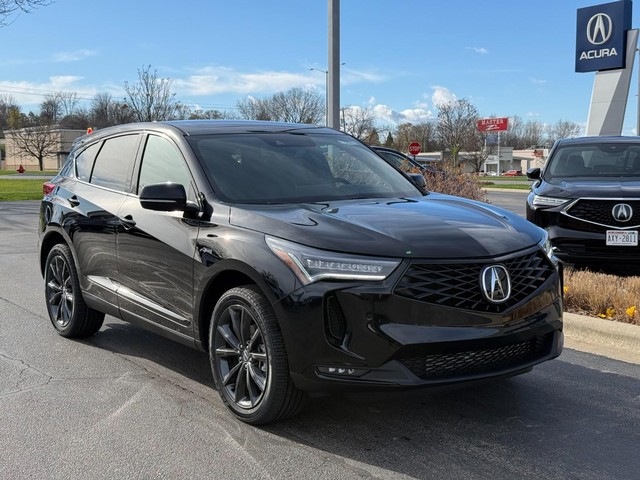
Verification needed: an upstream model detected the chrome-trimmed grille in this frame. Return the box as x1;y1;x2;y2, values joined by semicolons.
399;333;553;380
394;249;555;313
564;198;640;229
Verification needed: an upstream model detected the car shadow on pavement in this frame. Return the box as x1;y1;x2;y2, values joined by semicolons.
79;317;640;479
87;318;214;389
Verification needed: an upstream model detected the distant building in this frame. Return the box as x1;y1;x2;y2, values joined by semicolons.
2;128;85;171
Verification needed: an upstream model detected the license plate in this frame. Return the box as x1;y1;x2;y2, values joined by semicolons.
606;230;638;246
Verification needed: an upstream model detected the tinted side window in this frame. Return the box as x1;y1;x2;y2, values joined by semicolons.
90;134;139;191
138;135;196;201
75;143;101;182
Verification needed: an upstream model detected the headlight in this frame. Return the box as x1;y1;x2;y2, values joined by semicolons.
531;195;569;208
538;230;556;263
266;236;401;285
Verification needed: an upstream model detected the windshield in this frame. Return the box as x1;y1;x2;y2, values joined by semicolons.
188;132;421;203
545;143;640;179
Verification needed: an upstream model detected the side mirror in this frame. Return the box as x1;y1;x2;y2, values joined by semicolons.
408;173;427;189
140;183;187;211
526;168;541;181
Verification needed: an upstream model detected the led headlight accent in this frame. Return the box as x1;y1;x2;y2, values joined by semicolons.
266;236;400;285
532;195;569;208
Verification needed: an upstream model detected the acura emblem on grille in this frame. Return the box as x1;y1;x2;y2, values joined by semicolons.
480;265;511;304
612;203;633;222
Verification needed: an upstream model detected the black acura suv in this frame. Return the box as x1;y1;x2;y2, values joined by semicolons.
39;120;563;424
526;136;640;269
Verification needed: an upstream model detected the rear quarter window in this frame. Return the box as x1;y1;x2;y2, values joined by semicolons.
75;143;101;182
90;134;140;191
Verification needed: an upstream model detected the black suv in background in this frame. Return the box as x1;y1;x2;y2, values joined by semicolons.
39;120;563;424
527;136;640;269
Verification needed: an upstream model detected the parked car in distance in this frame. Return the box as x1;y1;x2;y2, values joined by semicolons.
502;170;523;176
39;120;563;425
526;136;640;268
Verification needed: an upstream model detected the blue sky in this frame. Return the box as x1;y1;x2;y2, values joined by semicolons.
2;0;640;133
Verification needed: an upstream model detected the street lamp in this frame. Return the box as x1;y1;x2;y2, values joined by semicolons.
309;67;328;125
310;63;345;126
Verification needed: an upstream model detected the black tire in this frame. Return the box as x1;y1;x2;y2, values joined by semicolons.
209;286;305;425
44;243;104;338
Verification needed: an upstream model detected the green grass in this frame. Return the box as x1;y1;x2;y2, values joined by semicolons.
484;176;531;182
0;170;57;176
481;182;531;190
0;179;46;201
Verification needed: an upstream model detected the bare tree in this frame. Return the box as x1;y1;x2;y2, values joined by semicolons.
39;91;83;126
271;88;323;124
462;130;496;173
56;91;80;117
89;92;135;129
124;65;180;122
0;94;19;136
237;96;274;121
340;106;375;140
236;88;323;124
9;125;58;170
40;94;63;124
0;0;49;25
392;122;437;153
546;120;581;146
435;99;479;166
189;109;227;120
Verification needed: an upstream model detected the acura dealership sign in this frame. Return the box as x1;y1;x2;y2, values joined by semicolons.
576;0;632;72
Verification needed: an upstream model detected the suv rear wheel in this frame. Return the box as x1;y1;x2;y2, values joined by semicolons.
44;244;105;337
209;286;304;424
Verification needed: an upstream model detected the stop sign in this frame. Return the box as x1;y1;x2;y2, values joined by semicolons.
408;142;421;155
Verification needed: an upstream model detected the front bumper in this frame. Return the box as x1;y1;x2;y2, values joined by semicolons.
528;203;640;265
274;251;563;393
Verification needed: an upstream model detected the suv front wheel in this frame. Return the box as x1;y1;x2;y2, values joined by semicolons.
209;286;304;424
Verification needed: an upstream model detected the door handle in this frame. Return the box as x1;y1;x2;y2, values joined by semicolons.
119;214;136;229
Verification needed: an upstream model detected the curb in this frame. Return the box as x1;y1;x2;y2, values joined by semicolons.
563;312;640;364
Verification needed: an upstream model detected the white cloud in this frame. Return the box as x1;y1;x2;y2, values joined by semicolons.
173;66;386;97
0;77;100;108
372;104;433;125
51;49;98;63
431;86;457;107
467;47;489;55
530;78;547;85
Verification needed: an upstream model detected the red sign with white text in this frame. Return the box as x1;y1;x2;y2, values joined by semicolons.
476;117;509;132
408;142;421;155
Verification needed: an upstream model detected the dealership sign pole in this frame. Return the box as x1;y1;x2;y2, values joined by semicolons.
477;118;509;174
576;0;638;136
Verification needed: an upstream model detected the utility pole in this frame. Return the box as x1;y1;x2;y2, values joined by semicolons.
328;0;340;130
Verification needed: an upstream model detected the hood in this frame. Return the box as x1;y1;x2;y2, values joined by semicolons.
537;177;640;198
230;194;542;259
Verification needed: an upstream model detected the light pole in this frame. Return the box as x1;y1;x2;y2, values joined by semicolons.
309;67;328;125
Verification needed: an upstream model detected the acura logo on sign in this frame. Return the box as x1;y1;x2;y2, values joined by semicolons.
480;265;511;304
612;203;633;222
587;13;613;45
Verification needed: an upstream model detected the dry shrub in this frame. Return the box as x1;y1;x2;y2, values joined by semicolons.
563;268;640;325
422;166;487;202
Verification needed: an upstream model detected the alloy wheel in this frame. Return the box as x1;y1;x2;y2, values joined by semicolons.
46;254;74;329
214;303;268;409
